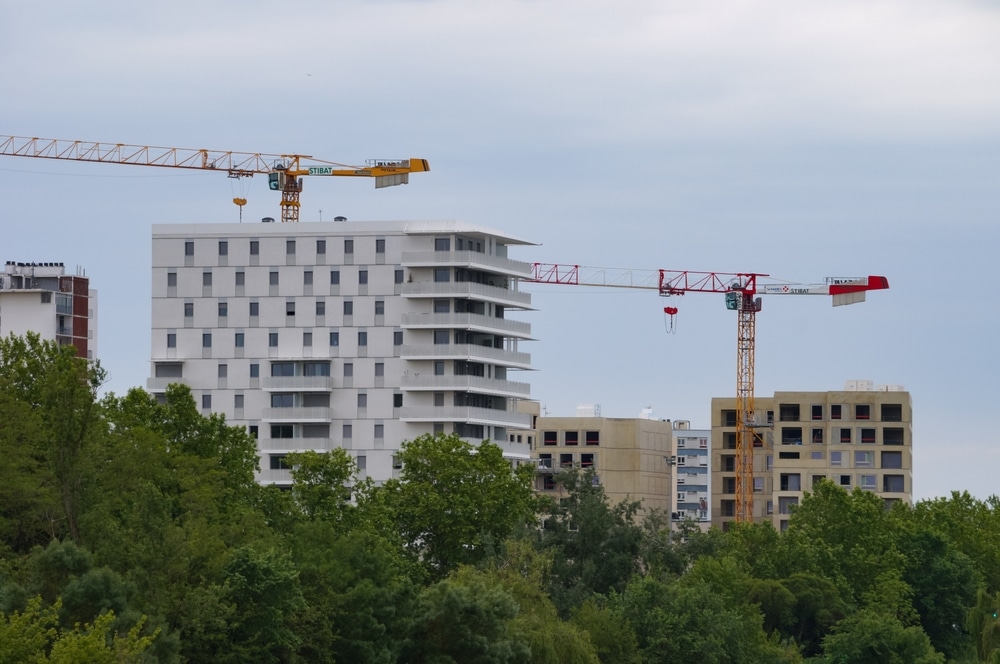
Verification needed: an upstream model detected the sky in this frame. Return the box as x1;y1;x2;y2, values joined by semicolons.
1;0;998;501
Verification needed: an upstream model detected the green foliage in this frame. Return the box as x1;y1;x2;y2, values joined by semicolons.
818;608;944;664
287;448;357;524
373;433;537;577
571;597;641;664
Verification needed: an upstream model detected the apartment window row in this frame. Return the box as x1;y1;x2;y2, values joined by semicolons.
541;430;601;446
167;267;400;289
178;298;387;318
165;329;399;350
782;426;905;445
184;237;387;259
265;422;383;441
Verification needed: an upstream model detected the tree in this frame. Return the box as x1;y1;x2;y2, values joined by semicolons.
369;433;537;577
819;608;944;664
0;333;106;544
286;449;357;525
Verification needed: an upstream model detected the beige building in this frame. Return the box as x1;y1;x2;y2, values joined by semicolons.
711;381;913;531
522;406;674;517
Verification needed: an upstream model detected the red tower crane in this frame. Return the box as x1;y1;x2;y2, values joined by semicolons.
527;263;890;523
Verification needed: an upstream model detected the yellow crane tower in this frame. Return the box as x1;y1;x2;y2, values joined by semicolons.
0;135;430;223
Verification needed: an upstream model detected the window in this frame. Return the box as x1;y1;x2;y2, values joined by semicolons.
250;240;259;255
375;363;384;377
722;477;736;494
753;477;764;492
812;474;826;487
271;425;293;439
394;330;403;346
218;302;227;317
269;271;279;286
344;301;353;315
779;473;801;491
394;269;404;284
722;409;737;427
565;431;579;446
883;474;905;492
860;428;876;444
811;404;823;420
543;431;557;446
434;268;450;283
723;432;736;449
270;455;290;470
330;331;339;346
343;363;353;378
855;450;874;467
434;299;450;313
722;455;735;472
202;394;211;409
393;393;403;407
271;393;294;408
286;240;296;255
218;363;227;378
236;271;245;286
881;403;903;422
271;362;295;376
250;301;259;316
357;393;368;408
235;332;244;347
154;363;182;378
881;450;903;469
184;241;194;256
859;474;877;491
269;332;278;347
376;238;385;254
435;237;451;251
303;362;330;376
202;333;212;348
779;404;800;422
343;424;353;438
234;393;243;408
375;423;384;438
304;270;313;286
433;330;449;345
330;270;340;285
344;239;354;254
811;428;823;444
218;240;228;256
855;404;870;420
250;363;259;378
375;300;385;315
317;239;326;254
303;331;312;347
358;331;367;346
830;451;842;466
434;361;445;376
358;269;368;285
184;302;193;317
840;428;851;443
831;404;842;420
585;430;600;446
203;272;212;287
840;475;851;487
811;451;824;460
884;428;905;445
167;272;177;287
316;300;326;316
286;301;295;316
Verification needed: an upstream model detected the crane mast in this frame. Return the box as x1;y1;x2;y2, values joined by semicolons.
528;263;889;524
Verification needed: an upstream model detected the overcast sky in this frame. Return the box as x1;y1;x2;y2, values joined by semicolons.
2;0;997;500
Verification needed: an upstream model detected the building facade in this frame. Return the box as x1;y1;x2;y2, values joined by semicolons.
671;421;711;530
149;220;535;485
0;261;97;359
528;410;674;517
711;382;913;531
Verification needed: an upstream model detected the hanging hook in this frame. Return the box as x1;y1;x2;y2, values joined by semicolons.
663;306;679;334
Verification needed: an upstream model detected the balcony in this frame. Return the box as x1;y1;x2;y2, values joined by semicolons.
401;312;532;339
401;373;531;398
256;468;293;485
401;281;533;309
399;406;533;428
261;375;335;391
258;438;335;453
401;250;533;278
262;407;332;422
145;376;190;391
400;343;531;369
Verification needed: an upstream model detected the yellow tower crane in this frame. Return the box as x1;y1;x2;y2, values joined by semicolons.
0;134;430;223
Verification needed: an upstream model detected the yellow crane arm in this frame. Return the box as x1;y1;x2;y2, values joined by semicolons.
0;134;430;222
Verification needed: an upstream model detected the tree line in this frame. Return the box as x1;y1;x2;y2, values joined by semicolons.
1;332;999;663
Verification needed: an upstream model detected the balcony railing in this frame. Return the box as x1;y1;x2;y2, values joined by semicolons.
262;406;332;421
401;373;531;398
400;343;531;369
398;406;533;428
400;281;533;308
401;250;533;278
261;375;334;391
400;312;532;338
146;376;189;391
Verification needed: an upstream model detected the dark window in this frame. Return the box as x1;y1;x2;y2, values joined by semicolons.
271;425;293;439
359;269;368;285
358;393;367;408
374;363;384;377
722;477;736;494
202;333;212;348
393;393;403;407
811;428;824;444
565;431;579;446
202;272;212;286
812;404;823;420
375;300;385;315
218;302;227;317
856;404;870;420
435;238;450;251
235;332;244;347
840;428;851;443
881;403;903;422
723;432;736;449
330;270;340;285
881;450;903;469
316;301;325;316
434;268;450;283
585;431;600;445
394;330;403;345
831;404;842;420
394;269;404;284
543;431;557;446
167;272;177;287
433;330;449;344
343;424;353;438
884;428;905;445
286;301;295;316
271;393;294;407
202;394;211;408
250;240;259;255
722;409;737;427
329;331;339;346
269;271;279;286
780;473;801;491
434;361;445;376
271;362;295;377
250;363;259;378
184;241;194;256
236;271;245;286
344;239;354;254
269;332;278;347
883;474;905;492
376;238;385;253
303;362;330;376
218;240;228;256
304;270;313;286
286;240;296;255
184;302;193;317
358;331;367;346
861;428;876;444
303;331;312;347
779;404;800;422
722;455;736;472
250;301;259;316
316;239;326;254
344;301;353;316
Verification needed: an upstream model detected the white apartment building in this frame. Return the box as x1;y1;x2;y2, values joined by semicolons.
149;220;535;485
0;261;97;360
671;421;711;531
